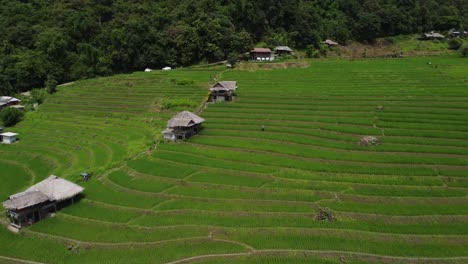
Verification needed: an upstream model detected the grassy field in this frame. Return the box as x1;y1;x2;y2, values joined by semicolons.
1;54;468;263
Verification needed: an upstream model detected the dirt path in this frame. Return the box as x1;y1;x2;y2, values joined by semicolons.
0;256;45;264
165;249;468;264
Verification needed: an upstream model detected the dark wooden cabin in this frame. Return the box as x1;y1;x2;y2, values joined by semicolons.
209;81;238;102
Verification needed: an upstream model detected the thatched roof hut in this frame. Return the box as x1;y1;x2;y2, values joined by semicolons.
167;111;205;128
3;175;84;210
163;111;205;141
3;191;49;211
210;81;237;92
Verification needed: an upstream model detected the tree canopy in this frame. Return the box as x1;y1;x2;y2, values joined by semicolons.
0;0;466;94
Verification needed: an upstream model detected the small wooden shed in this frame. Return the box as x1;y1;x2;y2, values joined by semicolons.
274;46;294;56
0;132;18;144
3;175;84;228
209;81;238;102
250;48;273;61
162;111;205;141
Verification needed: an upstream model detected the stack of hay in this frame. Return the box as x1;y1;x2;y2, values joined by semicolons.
360;136;380;146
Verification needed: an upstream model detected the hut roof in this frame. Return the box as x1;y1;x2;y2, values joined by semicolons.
3;175;84;210
274;46;293;52
167;111;205;128
0;96;21;106
210;81;238;92
1;132;17;137
251;48;272;53
10;105;25;109
3;191;49;210
24;175;84;202
424;32;444;39
322;39;339;46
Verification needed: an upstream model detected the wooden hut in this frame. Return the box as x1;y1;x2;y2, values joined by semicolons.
250;48;273;61
209;81;238;102
274;46;294;56
3;175;84;228
162;111;205;141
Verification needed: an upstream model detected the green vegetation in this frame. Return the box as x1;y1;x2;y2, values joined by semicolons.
0;108;24;127
1;0;467;94
1;55;468;263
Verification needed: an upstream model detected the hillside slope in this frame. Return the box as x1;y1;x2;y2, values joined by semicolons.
1;56;468;263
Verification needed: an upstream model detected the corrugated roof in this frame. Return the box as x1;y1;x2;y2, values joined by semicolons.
210;81;237;92
167;111;205;128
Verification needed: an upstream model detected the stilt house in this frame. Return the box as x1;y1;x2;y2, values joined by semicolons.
209;81;237;102
3;175;84;228
162;111;205;141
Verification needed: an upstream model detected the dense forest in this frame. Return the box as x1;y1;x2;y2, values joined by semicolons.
0;0;466;94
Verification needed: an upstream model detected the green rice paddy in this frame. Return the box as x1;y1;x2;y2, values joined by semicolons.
1;55;467;263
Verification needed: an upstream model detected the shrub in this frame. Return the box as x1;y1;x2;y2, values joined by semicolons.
176;79;194;85
30;89;46;104
448;38;463;50
316;207;336;221
461;47;468;57
0;108;24;127
306;45;320;58
46;76;58;94
162;98;197;110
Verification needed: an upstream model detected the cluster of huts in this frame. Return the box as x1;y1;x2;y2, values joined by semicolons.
250;46;294;61
250;40;339;61
162;80;237;141
3;176;84;229
421;29;468;40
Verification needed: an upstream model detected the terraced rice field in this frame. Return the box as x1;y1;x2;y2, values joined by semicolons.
1;56;468;263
